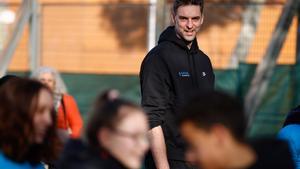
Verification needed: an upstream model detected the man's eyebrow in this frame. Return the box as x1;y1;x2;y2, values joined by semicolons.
178;16;201;19
178;15;188;19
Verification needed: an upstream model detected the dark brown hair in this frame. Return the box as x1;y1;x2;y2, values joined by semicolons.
173;0;204;15
179;91;246;142
0;78;61;164
86;94;142;147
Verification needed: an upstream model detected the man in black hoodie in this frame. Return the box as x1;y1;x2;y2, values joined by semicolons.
140;0;214;168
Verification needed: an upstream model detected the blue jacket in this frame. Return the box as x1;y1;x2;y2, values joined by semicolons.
0;151;44;169
278;124;300;169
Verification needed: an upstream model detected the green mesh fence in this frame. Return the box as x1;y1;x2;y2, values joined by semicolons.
215;63;300;137
9;63;300;137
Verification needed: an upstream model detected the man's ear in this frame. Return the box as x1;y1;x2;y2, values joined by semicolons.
200;14;204;25
171;12;176;25
211;124;230;146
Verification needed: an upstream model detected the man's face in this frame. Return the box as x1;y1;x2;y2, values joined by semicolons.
181;122;223;169
172;5;203;42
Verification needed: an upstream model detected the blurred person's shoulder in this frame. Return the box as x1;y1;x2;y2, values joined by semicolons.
62;94;75;101
57;139;101;169
58;139;126;169
61;94;80;106
0;150;44;169
247;138;295;169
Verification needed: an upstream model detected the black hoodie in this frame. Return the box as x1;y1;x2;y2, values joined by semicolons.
57;139;126;169
140;26;215;161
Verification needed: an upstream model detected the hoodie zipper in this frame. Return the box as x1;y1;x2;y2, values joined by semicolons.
187;50;198;88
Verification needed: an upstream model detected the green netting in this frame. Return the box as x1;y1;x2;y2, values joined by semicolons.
9;63;300;137
215;63;300;137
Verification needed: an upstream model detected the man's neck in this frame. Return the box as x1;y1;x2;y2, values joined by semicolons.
187;42;192;49
175;33;193;49
222;141;256;169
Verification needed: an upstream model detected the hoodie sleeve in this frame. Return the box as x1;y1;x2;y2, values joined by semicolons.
140;52;171;129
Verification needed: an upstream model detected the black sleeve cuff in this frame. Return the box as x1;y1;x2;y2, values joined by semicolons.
149;120;163;129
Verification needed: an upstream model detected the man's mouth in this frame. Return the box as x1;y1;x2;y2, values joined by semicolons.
185;31;194;35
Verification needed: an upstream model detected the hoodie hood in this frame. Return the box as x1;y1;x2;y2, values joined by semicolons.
158;26;199;53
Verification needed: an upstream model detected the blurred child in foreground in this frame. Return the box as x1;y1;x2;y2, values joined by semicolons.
57;92;149;169
179;91;294;169
0;78;60;169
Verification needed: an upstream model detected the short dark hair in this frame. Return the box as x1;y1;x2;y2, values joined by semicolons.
0;78;60;164
173;0;204;15
86;95;142;147
179;91;246;141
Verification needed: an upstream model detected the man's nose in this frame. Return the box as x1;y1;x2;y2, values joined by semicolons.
187;19;193;29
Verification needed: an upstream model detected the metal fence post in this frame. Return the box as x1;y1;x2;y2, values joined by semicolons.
29;0;41;72
0;0;31;77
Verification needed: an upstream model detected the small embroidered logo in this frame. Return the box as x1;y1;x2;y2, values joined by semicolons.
178;71;190;77
202;72;206;77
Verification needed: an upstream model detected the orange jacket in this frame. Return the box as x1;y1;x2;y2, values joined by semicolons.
57;94;83;138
